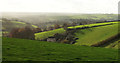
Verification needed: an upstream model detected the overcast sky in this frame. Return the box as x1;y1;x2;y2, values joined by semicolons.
0;0;120;14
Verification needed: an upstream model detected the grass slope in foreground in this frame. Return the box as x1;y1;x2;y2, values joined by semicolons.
74;23;118;46
3;37;118;61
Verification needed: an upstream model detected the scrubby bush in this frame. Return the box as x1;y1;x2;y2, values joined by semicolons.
61;39;69;44
54;24;60;29
47;26;54;31
62;23;70;30
9;26;35;40
33;28;42;33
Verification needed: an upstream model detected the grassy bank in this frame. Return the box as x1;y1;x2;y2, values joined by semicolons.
74;23;118;46
3;37;118;61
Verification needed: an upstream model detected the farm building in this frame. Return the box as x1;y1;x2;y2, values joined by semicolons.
47;37;56;42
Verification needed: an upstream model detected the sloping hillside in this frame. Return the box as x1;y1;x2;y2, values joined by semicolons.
3;37;118;61
2;20;38;32
35;22;117;40
35;28;65;40
105;40;120;49
74;23;118;46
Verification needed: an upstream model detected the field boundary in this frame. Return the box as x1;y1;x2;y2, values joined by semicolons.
67;23;114;30
91;33;119;47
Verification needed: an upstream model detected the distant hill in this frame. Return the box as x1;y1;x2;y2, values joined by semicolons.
2;12;118;24
2;19;38;33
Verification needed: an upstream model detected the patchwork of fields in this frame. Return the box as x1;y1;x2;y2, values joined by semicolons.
2;21;27;30
2;20;38;35
35;22;118;40
35;21;119;49
2;21;119;61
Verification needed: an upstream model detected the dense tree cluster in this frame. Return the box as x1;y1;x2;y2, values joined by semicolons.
9;26;35;40
50;29;77;44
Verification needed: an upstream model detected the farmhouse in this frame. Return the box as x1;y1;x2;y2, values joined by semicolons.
47;37;56;42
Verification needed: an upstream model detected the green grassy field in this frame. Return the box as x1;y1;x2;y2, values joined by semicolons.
4;21;27;28
11;21;26;25
2;37;118;61
68;22;117;29
2;20;38;33
35;22;118;40
11;21;38;28
35;28;65;40
74;23;118;46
